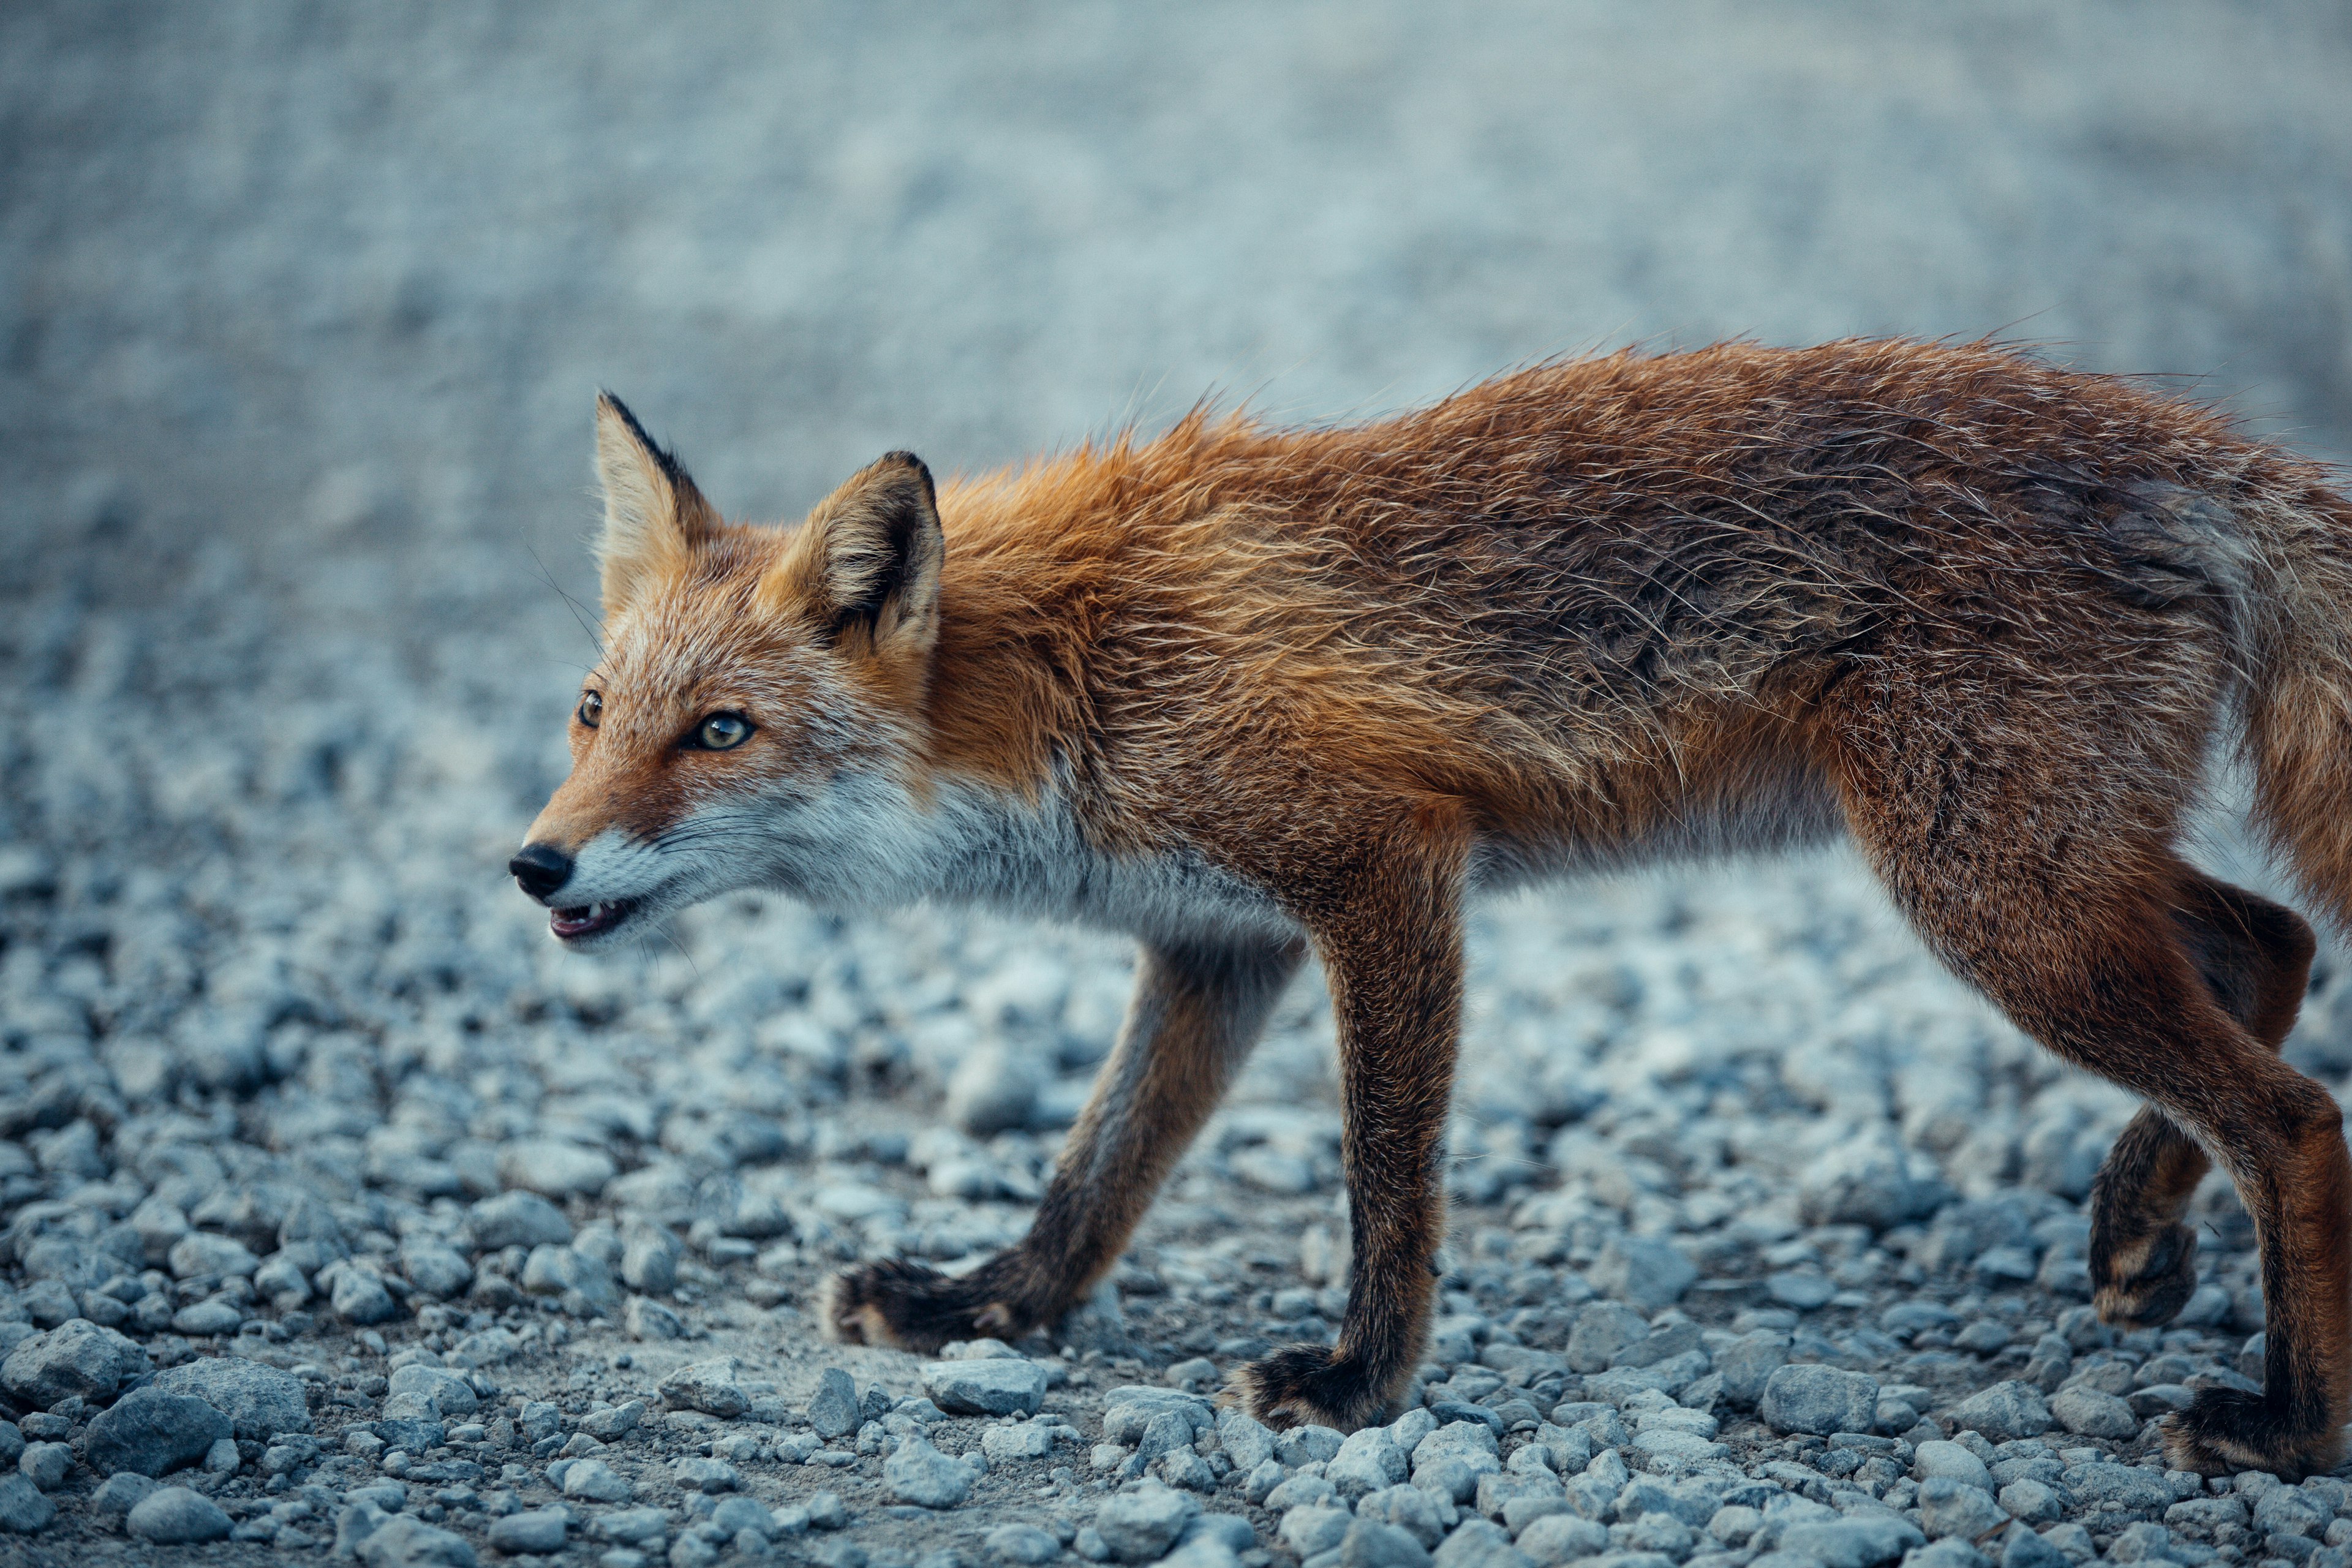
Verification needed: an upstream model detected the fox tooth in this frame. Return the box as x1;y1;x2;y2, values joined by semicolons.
586;902;605;919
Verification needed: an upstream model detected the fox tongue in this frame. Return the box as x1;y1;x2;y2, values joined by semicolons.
551;900;625;937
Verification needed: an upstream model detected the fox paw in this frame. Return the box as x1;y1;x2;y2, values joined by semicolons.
821;1258;1029;1354
2161;1385;2345;1480
2093;1223;2199;1331
1227;1344;1396;1433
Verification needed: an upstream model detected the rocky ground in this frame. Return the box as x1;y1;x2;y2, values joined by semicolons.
9;5;2352;1568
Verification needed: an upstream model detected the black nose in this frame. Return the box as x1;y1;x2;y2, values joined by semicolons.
508;843;573;900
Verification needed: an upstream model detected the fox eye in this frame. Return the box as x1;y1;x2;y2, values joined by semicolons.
693;712;752;750
576;692;603;728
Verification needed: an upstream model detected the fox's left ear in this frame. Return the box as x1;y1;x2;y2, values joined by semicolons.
594;392;719;617
767;451;943;657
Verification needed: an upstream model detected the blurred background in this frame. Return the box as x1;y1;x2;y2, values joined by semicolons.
9;5;2351;607
5;0;2352;1433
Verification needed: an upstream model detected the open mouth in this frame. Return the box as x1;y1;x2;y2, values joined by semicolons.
549;899;636;940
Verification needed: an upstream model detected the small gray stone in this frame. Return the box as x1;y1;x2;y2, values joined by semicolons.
0;1473;53;1534
985;1522;1063;1564
1330;1427;1410;1499
1096;1480;1200;1562
625;1295;683;1341
277;1194;345;1250
2250;1484;2329;1537
1999;1523;2071;1568
0;1318;151;1409
15;1281;78;1330
578;1400;645;1441
1428;1517;1534;1568
498;1138;616;1198
1714;1331;1790;1409
519;1243;619;1316
1999;1479;2062;1524
126;1485;234;1544
1360;1483;1452;1549
884;1434;973;1508
1341;1516;1437;1568
1103;1386;1216;1445
352;1512;480;1567
1798;1137;1954;1230
1566;1303;1651;1374
85;1385;234;1476
253;1254;312;1310
90;1470;160;1518
807;1367;861;1439
153;1355;312;1439
18;1441;70;1490
385;1363;478;1421
620;1226;681;1294
1134;1408;1195;1466
2048;1386;2138;1439
398;1239;472;1299
1759;1364;1879;1436
982;1420;1059;1462
1766;1271;1837;1310
660;1355;750;1417
469;1191;573;1250
1589;1237;1697;1311
328;1265;399;1324
1515;1512;1609;1564
559;1458;630;1501
1281;1504;1354;1559
167;1231;260;1280
1218;1408;1277;1473
1921;1477;2015;1541
203;1434;238;1474
592;1506;671;1545
946;1044;1044;1137
171;1297;244;1336
1278;1423;1347;1467
1913;1440;1994;1492
1909;1539;1994;1568
1265;1472;1340;1512
673;1455;740;1493
2055;1462;2171;1513
1948;1382;2052;1442
708;1496;770;1537
1776;1514;1926;1568
924;1357;1047;1417
487;1507;569;1553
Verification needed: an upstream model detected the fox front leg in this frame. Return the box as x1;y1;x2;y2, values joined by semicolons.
825;935;1302;1352
1232;826;1466;1430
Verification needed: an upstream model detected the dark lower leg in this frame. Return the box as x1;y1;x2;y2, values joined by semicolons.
2167;1068;2352;1477
2090;873;2316;1330
1236;880;1463;1431
826;936;1300;1351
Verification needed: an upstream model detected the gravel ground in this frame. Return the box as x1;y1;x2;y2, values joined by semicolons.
8;6;2352;1568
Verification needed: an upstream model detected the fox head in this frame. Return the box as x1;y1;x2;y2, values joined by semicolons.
511;394;948;946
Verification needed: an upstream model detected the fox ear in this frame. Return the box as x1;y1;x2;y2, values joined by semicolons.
769;451;943;654
594;392;718;616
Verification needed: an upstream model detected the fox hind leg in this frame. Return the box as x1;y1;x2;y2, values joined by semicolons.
2090;872;2316;1330
1833;685;2349;1476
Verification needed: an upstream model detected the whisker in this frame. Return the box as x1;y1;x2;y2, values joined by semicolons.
529;545;604;658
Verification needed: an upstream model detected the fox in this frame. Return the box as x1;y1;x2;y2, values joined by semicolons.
511;337;2352;1475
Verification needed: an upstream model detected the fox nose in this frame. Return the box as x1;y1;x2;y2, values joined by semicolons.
508;843;574;900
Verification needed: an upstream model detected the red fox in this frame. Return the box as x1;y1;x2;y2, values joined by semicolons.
513;339;2352;1474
